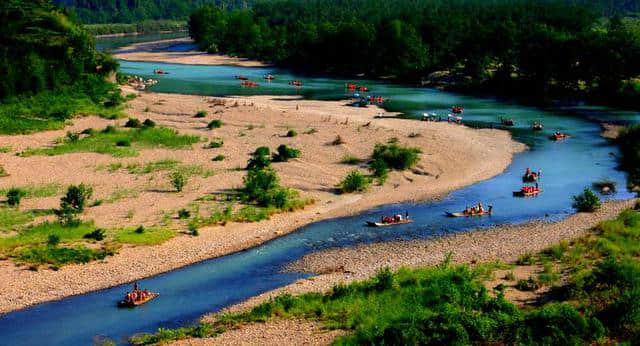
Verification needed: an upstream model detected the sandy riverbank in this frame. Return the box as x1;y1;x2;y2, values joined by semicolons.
113;38;268;67
0;87;523;314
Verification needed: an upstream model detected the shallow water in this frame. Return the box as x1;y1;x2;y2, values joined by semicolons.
0;43;638;345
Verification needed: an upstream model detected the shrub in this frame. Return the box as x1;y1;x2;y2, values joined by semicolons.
194;110;207;118
247;147;271;170
178;209;191;219
116;139;131;147
80;128;95;136
60;184;93;213
242;168;279;204
170;171;187;192
125;118;141;128
207;119;223;129
207;139;223;148
517;303;603;344
515;277;540;291
188;223;199;236
339;170;370;193
572;188;602;212
286;129;297;137
6;188;26;207
370;158;389;178
47;234;60;247
372;143;421;170
212;155;225;161
102;125;117;134
142;119;156;128
135;226;145;234
0;165;8;177
66;131;80;142
84;229;106;241
272;145;300;162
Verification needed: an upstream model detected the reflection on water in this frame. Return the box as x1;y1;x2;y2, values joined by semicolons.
0;37;638;346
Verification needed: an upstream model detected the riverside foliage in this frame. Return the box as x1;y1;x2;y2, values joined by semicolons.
188;0;640;105
0;0;123;134
133;209;640;345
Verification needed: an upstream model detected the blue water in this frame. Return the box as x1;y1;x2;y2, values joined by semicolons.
1;57;639;345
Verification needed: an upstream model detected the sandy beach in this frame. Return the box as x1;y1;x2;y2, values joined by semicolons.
0;86;523;314
113;38;268;67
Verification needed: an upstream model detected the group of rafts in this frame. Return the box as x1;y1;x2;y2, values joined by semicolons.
233;74;303;87
347;83;386;106
370;109;573;225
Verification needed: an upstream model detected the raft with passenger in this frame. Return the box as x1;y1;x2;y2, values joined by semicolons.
118;284;158;308
532;122;544;131
513;186;542;197
549;132;570;141
446;205;493;217
235;75;249;80
240;81;259;87
367;213;412;227
264;74;275;80
451;105;464;114
501;118;515;126
153;69;169;75
290;80;303;87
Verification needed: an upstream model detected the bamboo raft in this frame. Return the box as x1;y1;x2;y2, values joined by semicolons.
445;210;493;217
366;219;414;227
118;293;159;308
513;189;543;197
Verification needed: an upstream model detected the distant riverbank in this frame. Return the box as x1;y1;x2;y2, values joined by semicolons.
113;38;269;67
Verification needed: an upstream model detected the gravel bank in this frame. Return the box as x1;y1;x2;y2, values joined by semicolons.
217;199;636;316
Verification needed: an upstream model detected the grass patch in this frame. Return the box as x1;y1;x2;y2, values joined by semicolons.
114;227;175;245
0;221;95;253
22;127;200;158
0;207;54;232
0;183;63;199
340;154;361;164
126;159;214;178
15;246;109;267
0;80;124;135
0;146;11;153
104;188;139;204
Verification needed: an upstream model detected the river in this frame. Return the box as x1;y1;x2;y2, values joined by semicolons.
0;38;638;346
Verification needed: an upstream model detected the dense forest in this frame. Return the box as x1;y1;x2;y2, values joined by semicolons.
52;0;251;23
0;0;122;134
187;0;640;104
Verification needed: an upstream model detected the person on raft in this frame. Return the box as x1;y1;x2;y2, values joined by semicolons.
126;283;150;302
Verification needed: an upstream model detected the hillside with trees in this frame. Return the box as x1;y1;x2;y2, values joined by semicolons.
188;0;640;106
0;0;122;134
52;0;251;24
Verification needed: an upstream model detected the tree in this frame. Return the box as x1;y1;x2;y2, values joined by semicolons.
56;184;93;224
